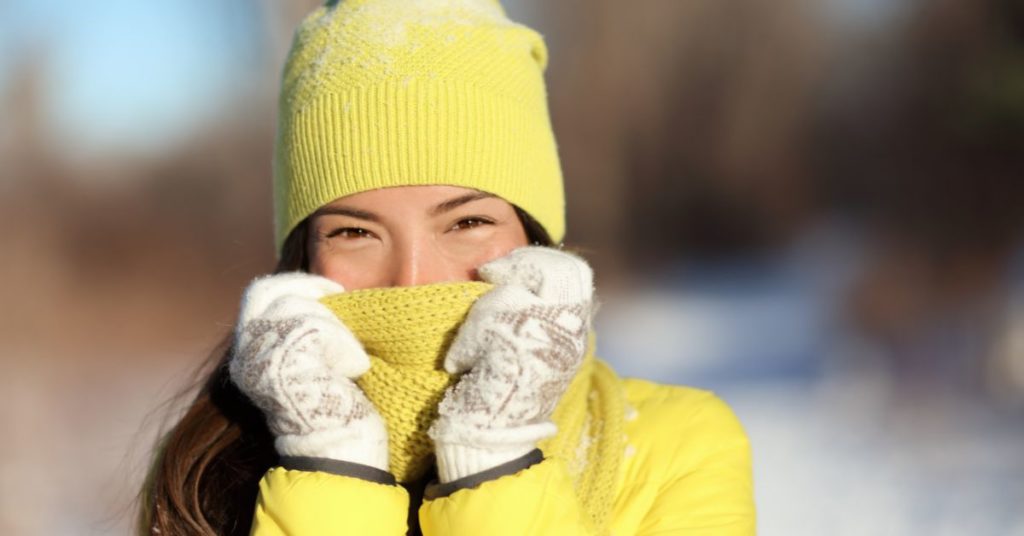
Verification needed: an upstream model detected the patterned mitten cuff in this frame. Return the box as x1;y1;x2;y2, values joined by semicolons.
430;421;556;482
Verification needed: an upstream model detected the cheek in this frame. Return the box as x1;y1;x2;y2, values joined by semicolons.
309;252;379;291
464;228;529;277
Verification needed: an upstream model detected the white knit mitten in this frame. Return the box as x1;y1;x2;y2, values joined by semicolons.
229;272;389;471
429;246;594;482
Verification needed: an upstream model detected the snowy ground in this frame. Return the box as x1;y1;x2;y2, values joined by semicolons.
597;228;1024;535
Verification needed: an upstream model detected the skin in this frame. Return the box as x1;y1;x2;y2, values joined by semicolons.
307;185;529;290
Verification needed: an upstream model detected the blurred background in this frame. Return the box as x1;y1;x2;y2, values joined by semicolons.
2;0;1022;533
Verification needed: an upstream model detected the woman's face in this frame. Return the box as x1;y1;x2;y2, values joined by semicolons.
307;185;530;290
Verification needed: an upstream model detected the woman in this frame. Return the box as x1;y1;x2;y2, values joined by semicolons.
139;1;755;534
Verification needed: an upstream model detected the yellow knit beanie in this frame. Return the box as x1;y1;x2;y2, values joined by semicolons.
273;0;565;253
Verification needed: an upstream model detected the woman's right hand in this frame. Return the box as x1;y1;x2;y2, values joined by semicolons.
228;272;389;472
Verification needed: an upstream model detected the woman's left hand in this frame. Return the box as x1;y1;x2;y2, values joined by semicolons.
428;246;595;483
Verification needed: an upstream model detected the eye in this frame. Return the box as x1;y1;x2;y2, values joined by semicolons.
325;227;373;239
450;217;495;231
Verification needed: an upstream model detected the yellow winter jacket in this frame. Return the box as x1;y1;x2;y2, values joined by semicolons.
250;378;755;535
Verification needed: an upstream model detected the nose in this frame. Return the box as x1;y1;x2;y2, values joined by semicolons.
389;237;457;287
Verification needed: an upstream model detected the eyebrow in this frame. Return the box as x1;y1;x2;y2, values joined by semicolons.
429;192;497;216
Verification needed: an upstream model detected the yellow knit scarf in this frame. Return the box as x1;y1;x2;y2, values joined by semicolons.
321;281;624;533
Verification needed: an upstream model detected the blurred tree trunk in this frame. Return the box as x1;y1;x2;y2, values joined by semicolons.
542;0;828;274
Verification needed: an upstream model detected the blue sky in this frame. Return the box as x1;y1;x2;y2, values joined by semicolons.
0;0;535;159
1;0;265;157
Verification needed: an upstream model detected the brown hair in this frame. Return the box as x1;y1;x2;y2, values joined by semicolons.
138;207;551;535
